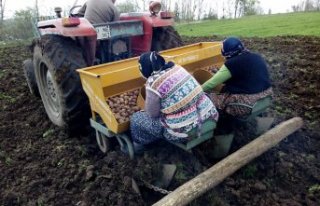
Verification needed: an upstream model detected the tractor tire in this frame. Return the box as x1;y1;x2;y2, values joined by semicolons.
23;58;40;97
151;26;183;52
33;35;90;131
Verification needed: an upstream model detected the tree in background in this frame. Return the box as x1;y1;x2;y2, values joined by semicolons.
174;2;180;22
243;0;262;16
140;0;146;11
316;0;320;10
117;1;140;13
197;0;205;20
171;0;218;22
0;0;6;25
35;0;39;20
292;0;320;12
184;0;197;22
292;2;304;11
233;0;261;18
0;8;36;41
233;0;241;18
223;0;234;19
203;8;218;20
161;0;172;11
13;9;35;38
304;0;315;10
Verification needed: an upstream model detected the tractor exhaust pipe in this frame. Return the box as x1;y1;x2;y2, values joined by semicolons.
54;7;62;18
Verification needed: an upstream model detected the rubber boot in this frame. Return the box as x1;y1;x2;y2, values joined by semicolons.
211;133;234;159
121;141;145;155
132;142;145;154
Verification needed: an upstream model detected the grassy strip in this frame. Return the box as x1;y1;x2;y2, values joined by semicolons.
176;12;320;37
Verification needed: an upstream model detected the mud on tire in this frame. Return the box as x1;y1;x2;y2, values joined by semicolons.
151;26;183;51
23;58;40;97
33;35;90;130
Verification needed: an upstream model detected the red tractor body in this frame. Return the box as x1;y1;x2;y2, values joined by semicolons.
24;6;183;131
120;11;175;54
37;18;96;37
36;11;178;65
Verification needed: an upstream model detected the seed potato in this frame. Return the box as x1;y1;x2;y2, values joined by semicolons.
107;89;142;123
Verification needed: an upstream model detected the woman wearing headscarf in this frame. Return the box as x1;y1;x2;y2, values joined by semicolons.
202;37;273;117
130;51;219;150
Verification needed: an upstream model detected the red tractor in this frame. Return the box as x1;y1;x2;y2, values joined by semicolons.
23;2;182;131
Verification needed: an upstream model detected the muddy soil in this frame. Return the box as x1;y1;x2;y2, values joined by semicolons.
0;36;319;206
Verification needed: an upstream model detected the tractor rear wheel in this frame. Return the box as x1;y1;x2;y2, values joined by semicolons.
23;59;40;97
33;35;90;130
151;26;183;51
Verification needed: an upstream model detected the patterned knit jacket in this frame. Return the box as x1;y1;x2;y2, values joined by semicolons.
146;65;218;139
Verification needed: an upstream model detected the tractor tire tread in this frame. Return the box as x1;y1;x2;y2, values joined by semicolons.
23;58;40;97
33;34;90;131
151;26;183;51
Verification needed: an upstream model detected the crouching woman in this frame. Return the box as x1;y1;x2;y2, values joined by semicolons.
202;37;273;117
130;52;219;150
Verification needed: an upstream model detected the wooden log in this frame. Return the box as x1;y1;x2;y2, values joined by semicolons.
153;117;303;206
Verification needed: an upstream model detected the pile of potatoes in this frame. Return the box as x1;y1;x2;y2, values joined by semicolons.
203;65;220;74
107;89;141;123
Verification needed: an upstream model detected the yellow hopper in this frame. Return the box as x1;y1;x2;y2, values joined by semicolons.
77;42;224;158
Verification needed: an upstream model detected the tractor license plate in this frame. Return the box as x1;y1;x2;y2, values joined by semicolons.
95;25;111;40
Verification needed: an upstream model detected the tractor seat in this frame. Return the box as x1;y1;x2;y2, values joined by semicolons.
170;119;216;151
226;95;273;121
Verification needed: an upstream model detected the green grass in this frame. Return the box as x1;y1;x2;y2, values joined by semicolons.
176;12;320;37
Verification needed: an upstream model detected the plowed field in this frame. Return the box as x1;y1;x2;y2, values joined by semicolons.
0;36;319;206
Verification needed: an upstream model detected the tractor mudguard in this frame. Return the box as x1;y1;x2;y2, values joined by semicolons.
37;18;97;38
37;18;98;66
120;12;175;54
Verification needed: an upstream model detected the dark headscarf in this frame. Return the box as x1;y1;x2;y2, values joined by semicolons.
221;37;246;59
138;51;175;78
